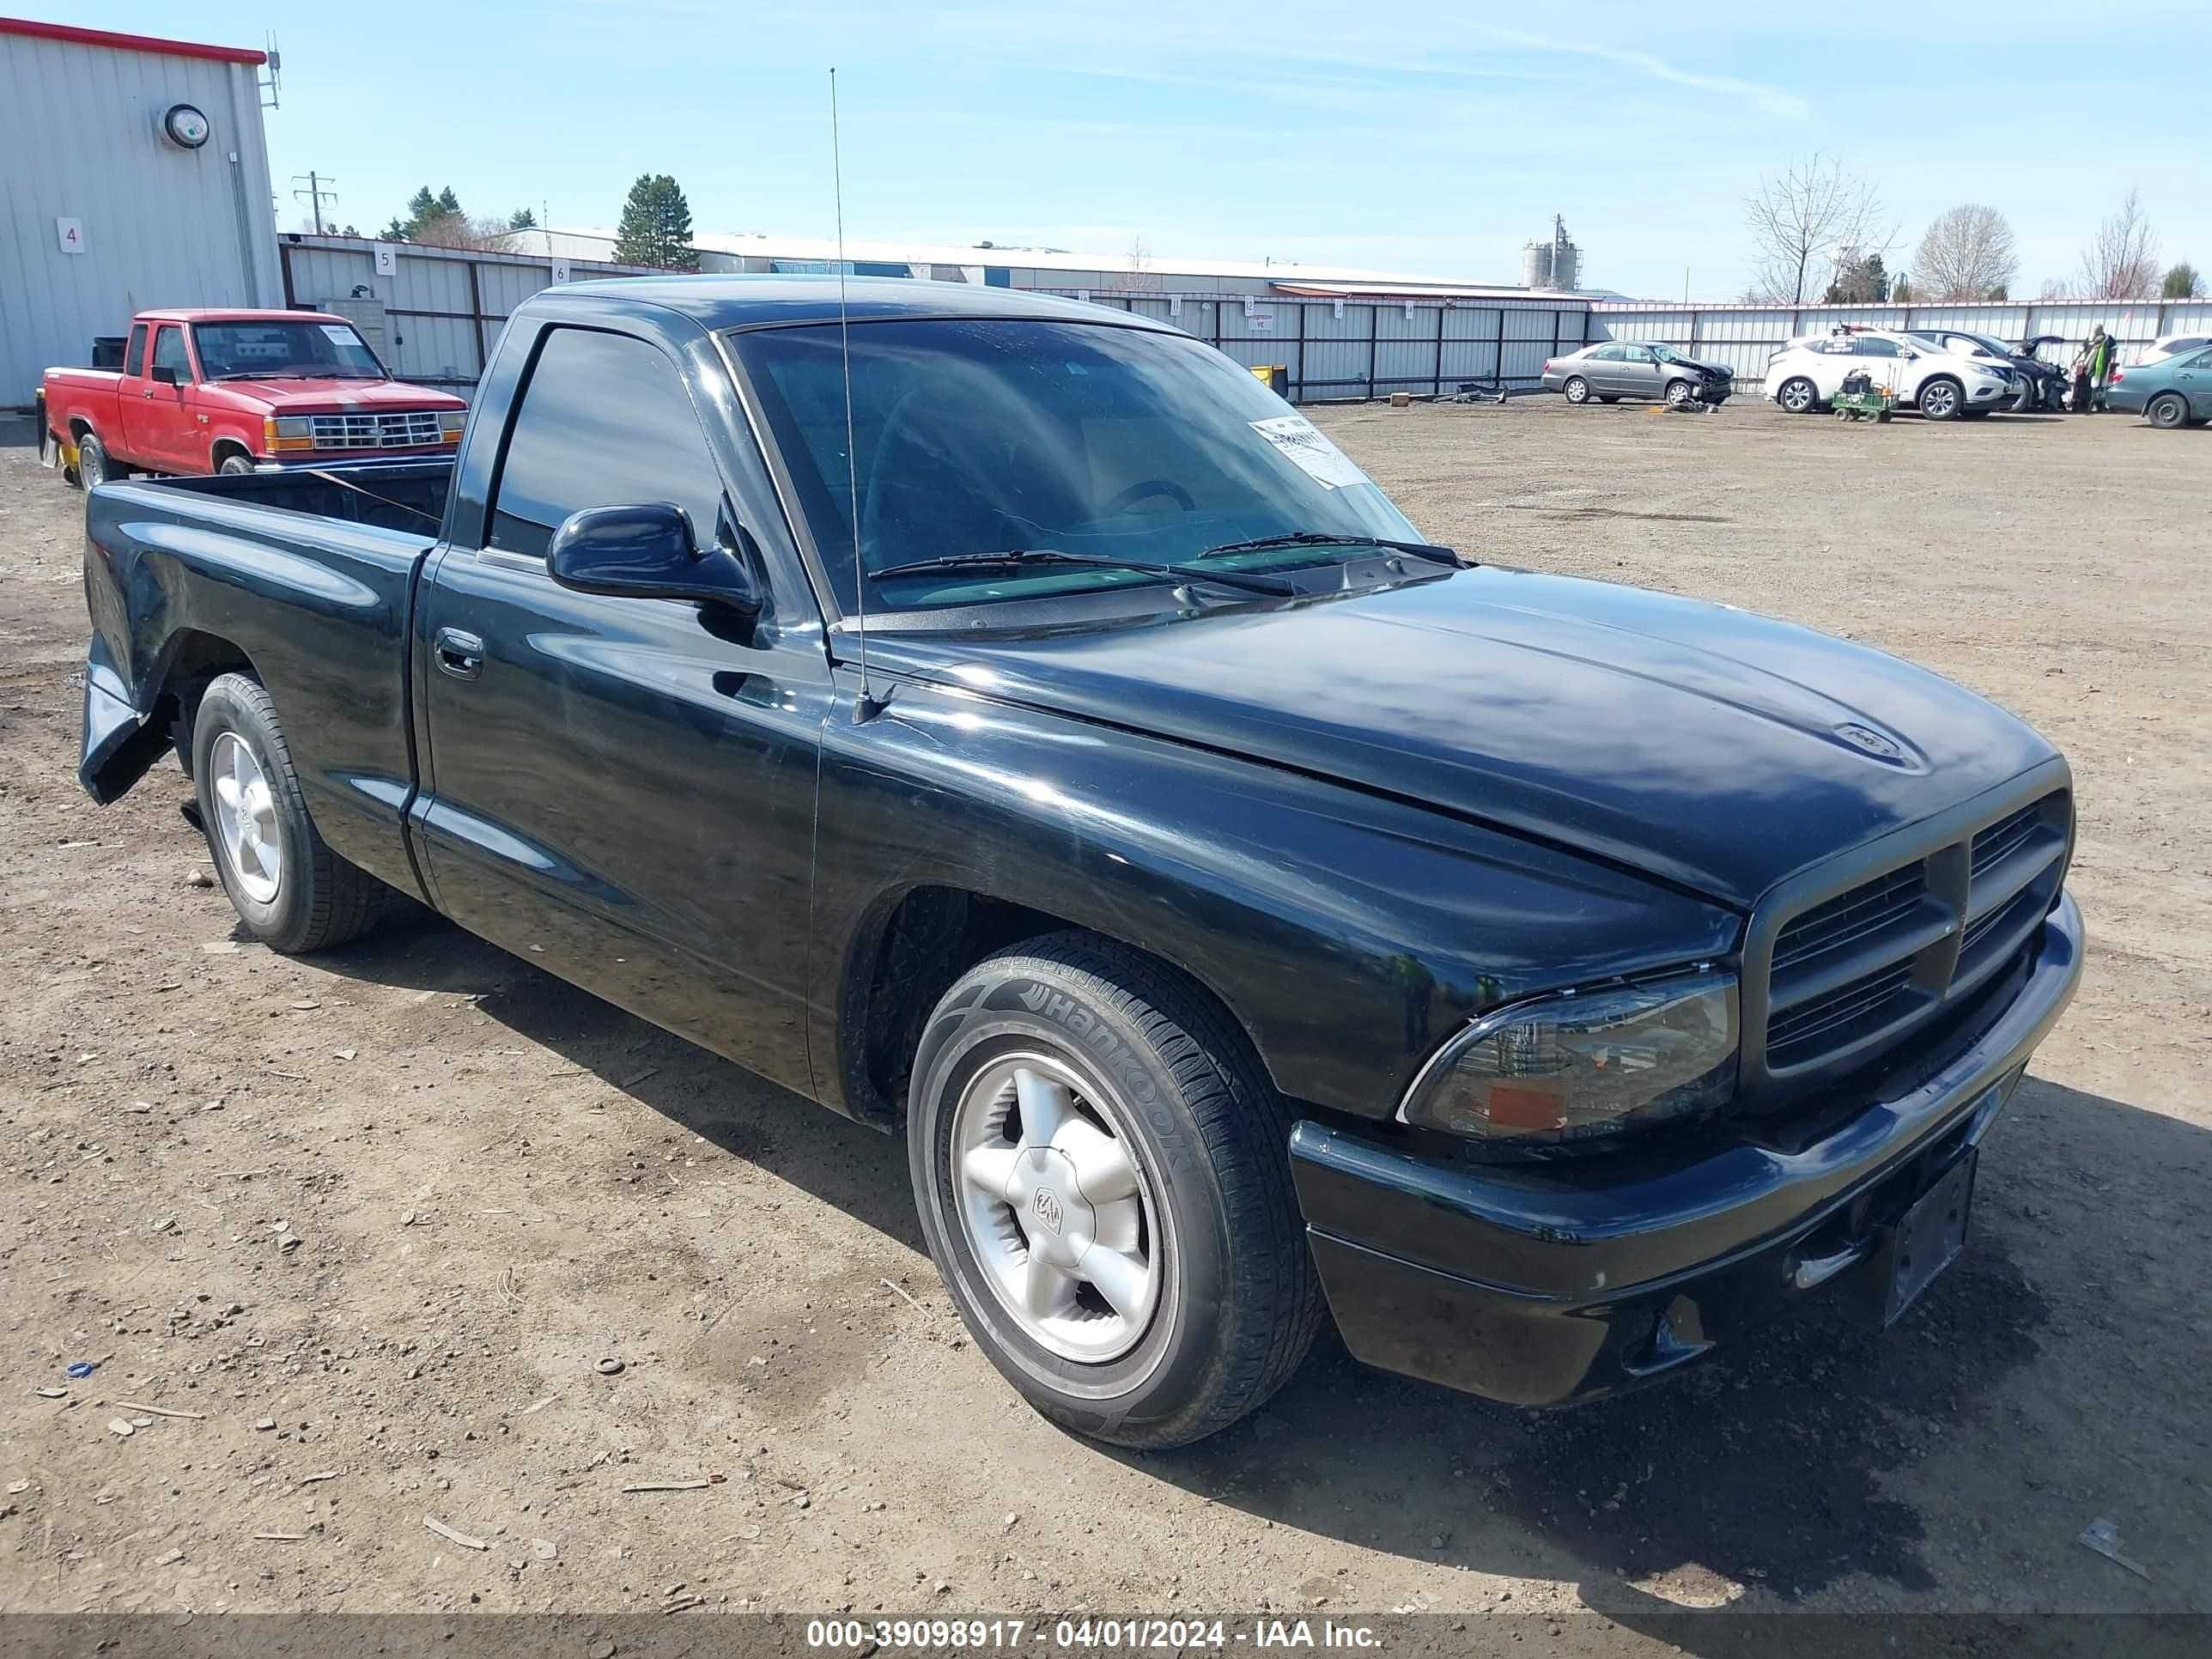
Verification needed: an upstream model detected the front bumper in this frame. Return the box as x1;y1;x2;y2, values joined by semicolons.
1290;891;2082;1407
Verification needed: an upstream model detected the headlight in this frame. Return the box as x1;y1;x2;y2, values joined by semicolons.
1397;971;1738;1149
440;408;467;440
264;415;315;453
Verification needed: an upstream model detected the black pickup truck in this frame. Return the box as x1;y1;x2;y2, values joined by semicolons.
77;278;2081;1448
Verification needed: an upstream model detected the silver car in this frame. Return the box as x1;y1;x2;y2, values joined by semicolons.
1542;341;1734;407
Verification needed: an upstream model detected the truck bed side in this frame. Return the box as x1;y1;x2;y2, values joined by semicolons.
80;463;453;902
41;368;126;457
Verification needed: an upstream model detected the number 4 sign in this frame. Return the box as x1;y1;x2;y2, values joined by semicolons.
56;217;85;254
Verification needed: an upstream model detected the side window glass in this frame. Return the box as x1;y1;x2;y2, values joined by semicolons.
488;328;724;557
151;327;192;380
1625;345;1656;362
125;325;148;377
1856;338;1899;358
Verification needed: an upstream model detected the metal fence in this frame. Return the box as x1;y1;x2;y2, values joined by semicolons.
1590;299;2212;389
1038;290;1589;401
275;241;1595;406
276;234;669;395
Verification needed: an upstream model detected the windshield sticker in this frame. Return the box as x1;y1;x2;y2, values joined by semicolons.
1249;414;1371;490
319;324;356;345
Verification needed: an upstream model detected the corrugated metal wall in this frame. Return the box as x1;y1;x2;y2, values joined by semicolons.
1590;300;2212;388
2;32;280;404
1043;291;1590;402
277;235;670;394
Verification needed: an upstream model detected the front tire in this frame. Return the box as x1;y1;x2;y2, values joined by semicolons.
1664;379;1697;407
2147;392;2189;430
1918;377;1963;421
1777;376;1818;415
191;673;386;953
908;934;1322;1449
1562;375;1591;405
218;453;256;475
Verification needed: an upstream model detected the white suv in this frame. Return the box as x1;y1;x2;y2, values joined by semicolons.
1765;329;2014;421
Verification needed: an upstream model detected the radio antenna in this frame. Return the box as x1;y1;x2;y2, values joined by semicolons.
830;67;878;720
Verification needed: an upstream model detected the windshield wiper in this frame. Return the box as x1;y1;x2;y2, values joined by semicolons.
869;548;1297;597
1196;532;1465;568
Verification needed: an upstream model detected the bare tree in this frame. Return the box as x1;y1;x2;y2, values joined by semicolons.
1123;234;1161;293
410;210;522;253
1743;154;1890;305
1913;204;2019;301
2076;187;2160;300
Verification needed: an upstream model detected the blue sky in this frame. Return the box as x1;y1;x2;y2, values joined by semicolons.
68;0;2212;298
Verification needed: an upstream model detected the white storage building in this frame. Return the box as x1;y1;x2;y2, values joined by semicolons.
1;18;282;405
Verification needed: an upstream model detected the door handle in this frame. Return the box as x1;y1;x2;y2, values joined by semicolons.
434;628;485;680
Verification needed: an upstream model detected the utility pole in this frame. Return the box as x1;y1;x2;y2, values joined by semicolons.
292;172;337;235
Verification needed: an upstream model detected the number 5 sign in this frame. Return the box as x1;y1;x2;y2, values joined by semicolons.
57;217;86;254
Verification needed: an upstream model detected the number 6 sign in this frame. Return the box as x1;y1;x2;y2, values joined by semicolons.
57;217;85;254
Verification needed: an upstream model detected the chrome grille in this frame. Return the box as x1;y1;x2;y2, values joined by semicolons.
309;410;446;450
1753;789;2069;1090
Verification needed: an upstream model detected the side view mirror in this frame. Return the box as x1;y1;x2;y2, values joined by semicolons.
548;502;761;613
149;365;180;386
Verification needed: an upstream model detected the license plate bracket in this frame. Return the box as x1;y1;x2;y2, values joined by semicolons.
1871;1152;1977;1327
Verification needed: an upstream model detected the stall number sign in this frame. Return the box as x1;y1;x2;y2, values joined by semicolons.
374;243;398;276
57;218;85;254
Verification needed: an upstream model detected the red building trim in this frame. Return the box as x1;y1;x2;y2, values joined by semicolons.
0;16;265;65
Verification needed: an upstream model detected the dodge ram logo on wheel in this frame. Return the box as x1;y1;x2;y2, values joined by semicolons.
1030;1188;1064;1235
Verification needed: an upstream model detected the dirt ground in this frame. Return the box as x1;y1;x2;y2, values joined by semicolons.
2;397;2206;1642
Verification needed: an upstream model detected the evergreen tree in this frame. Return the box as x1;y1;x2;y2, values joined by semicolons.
508;207;539;231
612;173;699;270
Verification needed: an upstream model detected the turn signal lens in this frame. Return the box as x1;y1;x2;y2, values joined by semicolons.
1398;973;1739;1150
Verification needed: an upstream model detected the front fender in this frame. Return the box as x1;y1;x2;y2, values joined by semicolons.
810;675;1740;1124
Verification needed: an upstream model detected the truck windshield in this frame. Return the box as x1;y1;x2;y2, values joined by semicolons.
192;320;386;381
732;318;1421;612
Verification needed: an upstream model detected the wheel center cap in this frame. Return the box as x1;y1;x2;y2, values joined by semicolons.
1010;1148;1094;1267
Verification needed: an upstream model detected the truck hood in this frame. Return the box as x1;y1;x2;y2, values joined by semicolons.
205;378;467;413
864;567;2058;909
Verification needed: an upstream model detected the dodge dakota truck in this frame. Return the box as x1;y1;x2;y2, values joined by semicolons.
40;308;468;485
75;278;2081;1449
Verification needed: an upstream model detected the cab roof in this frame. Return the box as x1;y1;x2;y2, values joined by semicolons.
552;275;1176;334
136;309;344;325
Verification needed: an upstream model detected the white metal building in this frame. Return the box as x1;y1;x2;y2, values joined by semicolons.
0;18;282;405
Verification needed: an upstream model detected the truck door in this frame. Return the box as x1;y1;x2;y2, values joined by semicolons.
412;319;832;1098
126;325;198;472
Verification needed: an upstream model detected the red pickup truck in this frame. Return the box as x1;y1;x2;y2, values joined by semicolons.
39;309;469;485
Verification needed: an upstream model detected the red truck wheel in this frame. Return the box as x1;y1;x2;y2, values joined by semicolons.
74;431;109;489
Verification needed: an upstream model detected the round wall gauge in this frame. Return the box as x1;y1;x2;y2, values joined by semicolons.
162;103;211;149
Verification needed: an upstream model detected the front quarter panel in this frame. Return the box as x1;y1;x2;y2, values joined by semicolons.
810;673;1740;1122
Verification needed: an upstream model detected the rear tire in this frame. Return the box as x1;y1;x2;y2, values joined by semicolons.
75;430;109;489
907;933;1323;1449
1777;376;1818;415
2147;392;2189;430
1562;375;1591;405
1918;377;1964;421
191;673;386;953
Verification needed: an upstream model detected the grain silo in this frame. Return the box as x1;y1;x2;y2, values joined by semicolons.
1520;239;1554;289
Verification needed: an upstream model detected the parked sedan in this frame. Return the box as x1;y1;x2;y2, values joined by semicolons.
1765;329;2013;421
2104;344;2212;428
1543;341;1734;407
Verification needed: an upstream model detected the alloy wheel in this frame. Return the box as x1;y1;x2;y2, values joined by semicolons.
951;1053;1161;1364
210;731;283;904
